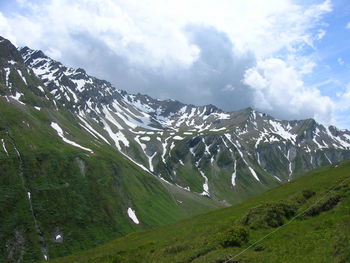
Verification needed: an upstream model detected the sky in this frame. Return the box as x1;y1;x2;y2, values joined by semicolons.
0;0;349;128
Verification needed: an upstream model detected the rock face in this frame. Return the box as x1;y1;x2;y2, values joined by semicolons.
1;35;350;262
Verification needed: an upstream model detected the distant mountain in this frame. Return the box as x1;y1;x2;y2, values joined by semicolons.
1;35;350;262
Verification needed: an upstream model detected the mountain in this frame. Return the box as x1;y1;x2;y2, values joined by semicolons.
1;35;350;262
19;42;350;204
48;159;350;263
0;37;221;263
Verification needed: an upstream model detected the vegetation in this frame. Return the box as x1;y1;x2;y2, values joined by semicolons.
0;98;222;262
48;160;350;263
217;225;249;248
241;202;295;229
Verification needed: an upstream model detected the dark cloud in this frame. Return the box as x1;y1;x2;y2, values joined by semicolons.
56;25;256;112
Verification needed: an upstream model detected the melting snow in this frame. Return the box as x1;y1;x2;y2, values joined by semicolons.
199;169;210;196
324;152;332;164
10;92;25;105
269;120;296;142
202;138;211;155
127;207;140;224
1;139;9;156
274;175;282;182
173;135;184;140
78;116;110;145
161;137;170;163
4;68;10;87
17;70;27;85
176;184;190;191
159;176;172;185
210;127;226;132
34;106;41;111
102;121;129;150
214;112;230;120
71;79;87;92
231;160;237;186
224;134;260;181
248;167;259;181
37;86;45;93
287;149;293;181
50;122;93;153
148;152;156;172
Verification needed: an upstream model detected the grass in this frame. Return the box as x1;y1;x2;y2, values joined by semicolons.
48;160;350;263
0;98;222;262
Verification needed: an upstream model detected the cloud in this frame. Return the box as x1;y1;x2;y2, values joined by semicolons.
0;12;16;44
0;0;336;124
243;58;335;124
338;57;345;66
347;22;350;29
337;84;350;111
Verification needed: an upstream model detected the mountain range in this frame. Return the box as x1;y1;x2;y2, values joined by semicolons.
1;35;350;262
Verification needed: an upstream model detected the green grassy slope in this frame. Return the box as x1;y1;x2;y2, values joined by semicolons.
49;160;350;263
0;98;222;262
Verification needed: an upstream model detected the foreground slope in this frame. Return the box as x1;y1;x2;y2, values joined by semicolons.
50;160;350;263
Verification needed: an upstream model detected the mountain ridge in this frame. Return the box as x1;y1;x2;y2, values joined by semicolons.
4;36;350;203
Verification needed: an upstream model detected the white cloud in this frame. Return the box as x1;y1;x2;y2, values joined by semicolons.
243;58;334;124
0;0;332;67
338;57;345;66
316;29;326;40
346;22;350;29
0;0;338;125
0;12;16;44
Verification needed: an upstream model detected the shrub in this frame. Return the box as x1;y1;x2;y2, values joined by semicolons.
302;189;316;199
304;194;341;217
217;225;249;248
241;202;296;229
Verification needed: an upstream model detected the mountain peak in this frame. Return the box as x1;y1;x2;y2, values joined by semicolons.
0;36;23;63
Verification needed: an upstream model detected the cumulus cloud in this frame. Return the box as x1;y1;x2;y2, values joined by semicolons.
0;0;336;124
243;58;334;124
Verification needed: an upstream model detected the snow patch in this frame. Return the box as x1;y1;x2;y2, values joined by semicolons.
50;122;93;153
17;70;27;85
199;169;210;196
231;160;237;186
127;207;140;224
1;139;9;156
9;92;25;105
37;86;45;93
102;121;129;150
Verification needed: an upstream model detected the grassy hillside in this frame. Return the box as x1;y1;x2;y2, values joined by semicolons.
0;98;222;262
48;160;350;263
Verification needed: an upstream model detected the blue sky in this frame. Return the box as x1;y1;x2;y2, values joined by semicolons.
0;0;349;128
304;0;350;127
